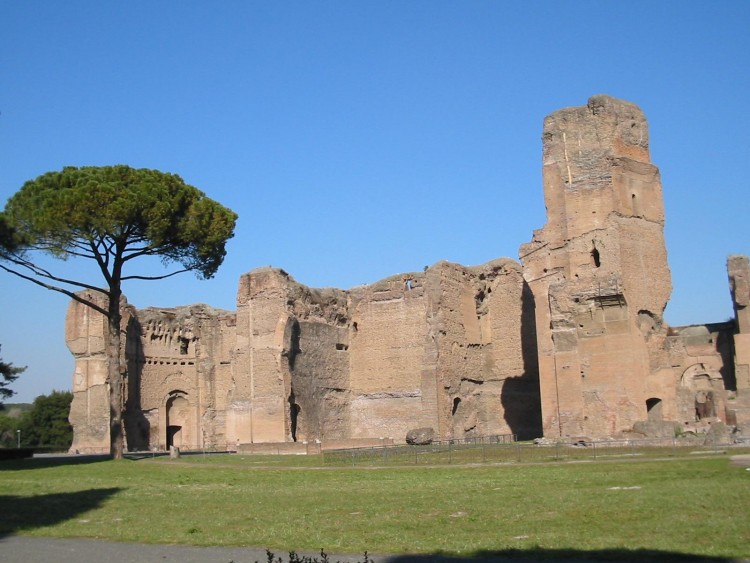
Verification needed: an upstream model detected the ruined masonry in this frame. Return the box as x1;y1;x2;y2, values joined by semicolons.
67;96;750;453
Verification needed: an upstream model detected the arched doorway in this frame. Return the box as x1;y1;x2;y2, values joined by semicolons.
646;398;663;421
166;391;192;449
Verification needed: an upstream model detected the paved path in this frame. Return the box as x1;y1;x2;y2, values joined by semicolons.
2;536;747;562
0;536;383;563
729;454;750;467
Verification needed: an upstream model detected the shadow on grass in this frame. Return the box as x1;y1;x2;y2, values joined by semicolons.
382;548;737;562
0;487;122;539
0;454;114;471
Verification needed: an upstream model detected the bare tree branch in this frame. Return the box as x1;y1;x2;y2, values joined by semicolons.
0;252;103;292
0;263;108;316
121;247;162;262
89;239;113;285
121;267;191;281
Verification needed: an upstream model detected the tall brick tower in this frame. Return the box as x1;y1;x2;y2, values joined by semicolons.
520;95;672;438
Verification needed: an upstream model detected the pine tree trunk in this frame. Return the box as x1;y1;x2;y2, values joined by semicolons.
107;292;124;459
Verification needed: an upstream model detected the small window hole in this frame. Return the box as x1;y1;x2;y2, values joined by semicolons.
591;247;601;268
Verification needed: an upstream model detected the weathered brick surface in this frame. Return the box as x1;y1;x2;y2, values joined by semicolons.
521;96;746;438
67;96;750;452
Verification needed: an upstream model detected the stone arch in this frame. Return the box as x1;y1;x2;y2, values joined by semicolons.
680;363;722;389
646;397;663;421
165;390;195;450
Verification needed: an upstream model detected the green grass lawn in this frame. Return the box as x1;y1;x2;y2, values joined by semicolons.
0;453;748;559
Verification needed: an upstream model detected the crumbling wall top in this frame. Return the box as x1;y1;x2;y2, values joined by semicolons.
543;94;650;174
728;255;750;332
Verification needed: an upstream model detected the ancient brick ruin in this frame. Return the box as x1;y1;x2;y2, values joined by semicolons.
67;96;750;453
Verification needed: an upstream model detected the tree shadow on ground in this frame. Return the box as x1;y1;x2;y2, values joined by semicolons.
0;454;114;471
0;487;122;539
382;548;737;562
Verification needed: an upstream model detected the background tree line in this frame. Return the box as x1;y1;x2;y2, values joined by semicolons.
0;391;73;450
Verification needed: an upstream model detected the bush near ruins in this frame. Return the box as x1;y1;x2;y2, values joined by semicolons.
0;391;73;450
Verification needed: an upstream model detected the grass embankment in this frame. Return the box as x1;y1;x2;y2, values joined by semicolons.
0;454;748;559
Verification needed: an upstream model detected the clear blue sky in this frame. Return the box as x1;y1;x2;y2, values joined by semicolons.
1;2;748;402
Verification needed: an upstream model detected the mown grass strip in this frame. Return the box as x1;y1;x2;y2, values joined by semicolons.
0;455;747;559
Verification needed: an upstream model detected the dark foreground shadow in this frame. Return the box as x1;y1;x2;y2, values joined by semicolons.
0;454;113;471
382;548;738;562
239;547;743;563
0;487;122;539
